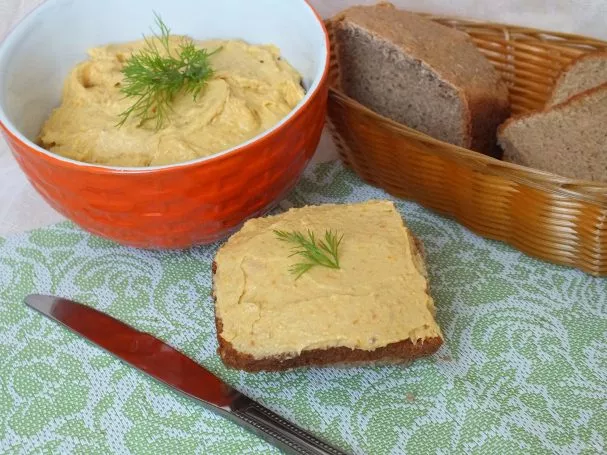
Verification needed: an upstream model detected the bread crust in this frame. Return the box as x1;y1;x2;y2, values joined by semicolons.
498;81;607;181
216;317;443;372
548;51;607;106
498;80;607;136
467;91;511;158
212;235;443;372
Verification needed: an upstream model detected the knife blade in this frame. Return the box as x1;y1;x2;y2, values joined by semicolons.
24;294;347;455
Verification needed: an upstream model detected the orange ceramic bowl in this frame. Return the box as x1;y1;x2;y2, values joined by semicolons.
0;0;329;249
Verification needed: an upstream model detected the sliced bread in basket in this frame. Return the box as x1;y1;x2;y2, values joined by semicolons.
499;82;607;182
548;52;607;107
331;2;510;157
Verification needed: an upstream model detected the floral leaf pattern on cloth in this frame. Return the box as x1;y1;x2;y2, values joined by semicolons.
0;160;606;454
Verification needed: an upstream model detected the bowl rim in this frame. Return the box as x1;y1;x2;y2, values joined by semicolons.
0;0;329;175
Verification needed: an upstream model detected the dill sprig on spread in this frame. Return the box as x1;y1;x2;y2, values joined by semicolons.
274;229;343;279
118;13;217;129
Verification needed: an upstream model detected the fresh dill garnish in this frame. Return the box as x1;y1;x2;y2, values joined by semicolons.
117;13;218;129
274;229;343;279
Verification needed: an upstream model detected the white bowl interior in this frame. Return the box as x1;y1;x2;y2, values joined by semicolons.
0;0;327;168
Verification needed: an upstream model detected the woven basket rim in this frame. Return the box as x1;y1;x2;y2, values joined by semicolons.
325;13;607;203
417;12;607;45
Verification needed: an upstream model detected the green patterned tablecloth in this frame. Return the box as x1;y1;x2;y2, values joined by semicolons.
1;161;606;454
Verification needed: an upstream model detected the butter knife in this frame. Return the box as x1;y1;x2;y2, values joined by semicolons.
24;294;347;455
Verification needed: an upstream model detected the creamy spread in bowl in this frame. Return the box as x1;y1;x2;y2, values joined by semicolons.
39;37;305;167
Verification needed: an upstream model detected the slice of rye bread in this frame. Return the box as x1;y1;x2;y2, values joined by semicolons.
498;82;607;182
548;52;607;107
332;2;510;157
212;235;443;373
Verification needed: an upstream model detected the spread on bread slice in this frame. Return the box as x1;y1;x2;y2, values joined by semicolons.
213;200;443;372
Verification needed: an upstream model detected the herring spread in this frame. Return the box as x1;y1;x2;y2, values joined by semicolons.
214;200;443;359
39;37;305;166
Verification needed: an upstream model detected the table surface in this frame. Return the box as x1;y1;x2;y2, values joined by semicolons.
2;0;607;236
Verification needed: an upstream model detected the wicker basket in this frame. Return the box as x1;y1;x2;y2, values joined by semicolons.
325;14;607;276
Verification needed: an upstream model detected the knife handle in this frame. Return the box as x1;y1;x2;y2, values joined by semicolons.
229;395;347;455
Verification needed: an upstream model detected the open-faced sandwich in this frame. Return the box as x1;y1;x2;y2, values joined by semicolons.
212;200;443;372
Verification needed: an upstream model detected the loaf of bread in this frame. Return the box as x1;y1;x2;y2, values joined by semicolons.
212;200;443;372
548;52;607;107
498;82;607;182
332;2;510;157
